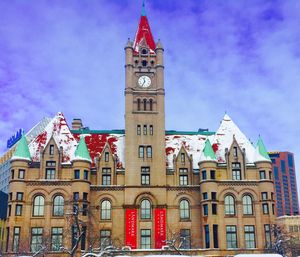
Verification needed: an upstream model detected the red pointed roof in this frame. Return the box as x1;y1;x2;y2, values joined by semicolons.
133;11;156;54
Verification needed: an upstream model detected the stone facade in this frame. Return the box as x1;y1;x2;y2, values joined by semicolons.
4;8;276;257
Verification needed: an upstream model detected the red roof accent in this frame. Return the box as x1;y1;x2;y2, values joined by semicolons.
133;15;156;54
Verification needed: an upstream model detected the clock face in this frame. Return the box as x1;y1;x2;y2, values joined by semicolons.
138;75;151;88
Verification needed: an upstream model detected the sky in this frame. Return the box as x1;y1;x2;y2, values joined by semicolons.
0;0;300;202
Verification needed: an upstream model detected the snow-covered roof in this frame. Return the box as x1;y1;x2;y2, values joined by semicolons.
29;112;77;163
27;113;269;169
212;114;257;163
72;132;125;169
165;134;214;169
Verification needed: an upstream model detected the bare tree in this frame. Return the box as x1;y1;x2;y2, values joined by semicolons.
60;204;86;257
265;224;300;257
163;225;192;255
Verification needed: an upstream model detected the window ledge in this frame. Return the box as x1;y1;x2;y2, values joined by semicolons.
224;214;237;218
180;219;191;222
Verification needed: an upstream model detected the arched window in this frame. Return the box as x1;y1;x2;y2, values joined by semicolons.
142;60;147;67
146;146;152;158
53;195;64;216
243;195;253;215
149;99;153;111
179;199;190;220
140;199;151;219
143;99;147;111
224;195;235;215
33;195;45;216
137;99;141;111
101;200;111;220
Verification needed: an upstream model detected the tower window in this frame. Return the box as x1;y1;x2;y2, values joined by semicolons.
141;167;150;185
142;60;148;67
259;170;266;180
212;203;218;214
137;99;141;111
139;146;144;158
137;125;141;135
74;170;80;179
140;229;151;249
141;49;148;55
210;170;216;180
150;60;155;66
84;170;89;180
140;199;151;219
143;125;147;135
18;169;25;179
135;60;139;67
143;99;147;111
149;99;153;111
149;125;153;135
146;146;152;158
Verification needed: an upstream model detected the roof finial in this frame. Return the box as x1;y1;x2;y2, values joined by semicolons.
141;0;146;16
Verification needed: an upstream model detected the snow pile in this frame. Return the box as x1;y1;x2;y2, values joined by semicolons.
234;254;282;257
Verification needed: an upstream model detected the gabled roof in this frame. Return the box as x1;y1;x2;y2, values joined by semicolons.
11;134;31;161
255;136;271;162
27;113;264;170
200;139;217;162
165;134;214;169
73;136;91;163
212;114;256;163
29;112;77;163
133;2;156;54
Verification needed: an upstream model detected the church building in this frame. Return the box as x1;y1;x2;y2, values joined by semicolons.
5;4;276;257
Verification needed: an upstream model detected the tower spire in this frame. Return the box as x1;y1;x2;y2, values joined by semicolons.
141;0;146;16
133;0;156;54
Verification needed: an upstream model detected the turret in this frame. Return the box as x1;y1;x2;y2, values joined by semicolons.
8;134;31;251
71;136;91;228
255;136;276;223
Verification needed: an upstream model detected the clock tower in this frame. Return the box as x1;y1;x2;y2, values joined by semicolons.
124;3;166;189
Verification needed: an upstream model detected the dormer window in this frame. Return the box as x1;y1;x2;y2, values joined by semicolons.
181;153;185;163
233;147;237;157
104;152;109;162
50;145;54;155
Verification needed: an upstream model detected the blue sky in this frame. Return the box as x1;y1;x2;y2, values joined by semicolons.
1;0;300;202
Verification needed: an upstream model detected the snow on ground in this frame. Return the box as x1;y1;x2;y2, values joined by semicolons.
234;254;283;257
